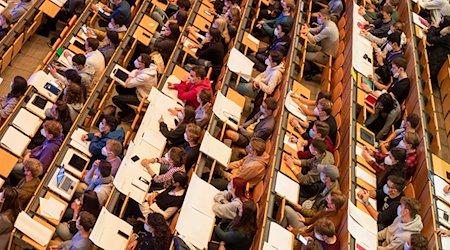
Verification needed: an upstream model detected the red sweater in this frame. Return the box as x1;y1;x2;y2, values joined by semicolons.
174;78;212;109
297;136;335;159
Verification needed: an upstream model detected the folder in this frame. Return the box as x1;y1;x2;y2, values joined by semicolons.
227;48;254;81
0;126;31;157
200;132;231;167
90;208;133;250
212;92;242;130
12;108;42;137
284;91;307;121
274;171;300;204
14;212;54;247
267;221;293;250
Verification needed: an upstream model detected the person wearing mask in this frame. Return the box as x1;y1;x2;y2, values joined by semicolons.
167;66;212;109
360;21;406;58
225;97;277;147
418;0;450;23
373;31;404;85
153;23;181;64
0;187;21;250
92;0;131;27
424;16;450;87
290;98;337;144
213;177;249;220
126;213;172;250
380;113;420;152
64;38;105;80
357;175;406;230
182;123;201;172
15;159;43;207
195;89;212;128
50;211;96;250
327;0;344;20
159;106;196;147
211;200;257;250
0;13;12;40
404;233;428;250
214;137;269;190
152;0;191;28
84;160;114;206
284;141;335;198
139;171;187;220
290;121;335;160
365;93;401;141
113;54;158;121
98;31;121;63
100;139;122;177
0;76;27;126
9;0;32;23
50;54;95;93
366;5;395;38
141;147;187;190
81;116;125;158
88;14;127;40
257;0;294;39
378;197;423;250
290;91;332;117
311;218;340;250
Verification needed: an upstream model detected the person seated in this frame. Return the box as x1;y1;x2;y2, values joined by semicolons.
379;113;420;153
0;13;12;40
56;190;101;241
92;0;131;27
182;123;201;172
250;22;291;72
9;0;32;23
195;89;212;128
213;177;250;220
418;0;450;23
102;139;122;177
152;0;191;28
98;31;121;63
327;0;344;20
365;5;395;38
210;0;241;20
357;175;405;230
227;7;241;39
139;171;187;220
378;197;423;250
160;106;196;147
360;21;406;58
81;116;125;159
153;23;181;64
310;218;340;250
283;164;340;226
14;159;43;207
61;83;85;121
286;192;346;238
64;38;105;81
88;14;127;40
424;16;450;87
167;66;212;109
213;137;269;190
237;50;285;99
127;213;172;250
373;31;404;85
211;200;257;250
113;54;158;122
290;121;335;160
50;54;95;93
84;160;114;206
405;233;428;250
141;147;187;190
0;187;21;250
289;91;331;117
50;211;96;250
256;0;294;41
225;97;277;148
365;93;401;141
437;227;450;237
301;8;339;80
362;58;410;106
289;98;337;144
0;76;27;126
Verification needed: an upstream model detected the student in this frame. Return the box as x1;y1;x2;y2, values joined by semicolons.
312;218;340;250
365;93;401;141
213;177;250;220
98;31;121;63
62;83;85;121
50;211;96;250
127;213;172;250
182;123;201;172
0;76;27;126
159;106;196;147
257;0;294;39
211;200;257;250
380;113;420;152
0;13;12;40
368;5;395;38
92;0;131;27
405;233;428;250
425;16;450;87
290;91;331;117
9;0;32;23
418;0;450;23
139;171;187;220
81;116;125;158
50;54;95;93
195;89;212;128
65;38;105;80
291;121;335;160
16;159;43;207
0;187;21;250
152;0;191;27
153;23;181;64
373;31;404;85
84;160;114;206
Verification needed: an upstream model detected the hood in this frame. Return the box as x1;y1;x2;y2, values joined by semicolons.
267;61;286;74
399;215;423;232
106;128;125;141
46;134;64;146
247;152;270;166
142;64;158;76
70;102;83;111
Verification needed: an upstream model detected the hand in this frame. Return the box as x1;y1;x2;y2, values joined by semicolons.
358;6;366;16
92;160;100;169
127;240;137;250
361;148;373;162
86;29;96;37
63;51;71;58
94;132;102;138
443;185;450;194
252;81;260;89
357;190;370;202
376;54;383;65
292;202;302;211
158;116;164;123
361;82;372;92
22;152;31;163
182;75;189;82
49;65;57;76
81;134;88;141
284;154;295;168
49;245;58;250
289;136;298;143
360;29;368;36
287;225;294;232
437;228;450;237
371;42;378;49
289;118;300;128
71;199;81;212
301;24;309;34
367;74;373;81
167;82;175;89
147;192;157;204
168;108;178;116
141;158;152;167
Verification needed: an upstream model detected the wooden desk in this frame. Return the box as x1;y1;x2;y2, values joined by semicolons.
36;192;68;226
39;0;61;18
140;15;158;34
172;65;189;80
432;153;450;183
133;26;153;46
198;3;215;22
67;43;85;55
192;15;210;33
0;147;18;178
183;45;199;60
226;88;246;108
356;122;376;152
292;80;311;99
280;153;300;183
21;216;55;250
242;32;260;52
356;142;376;173
151;0;167;11
261;0;270;5
286;113;302;138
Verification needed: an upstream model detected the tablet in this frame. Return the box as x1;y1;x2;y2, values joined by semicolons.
32;95;48;110
110;64;130;86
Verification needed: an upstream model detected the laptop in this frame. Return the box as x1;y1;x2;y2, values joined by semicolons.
360;127;375;146
56;165;74;192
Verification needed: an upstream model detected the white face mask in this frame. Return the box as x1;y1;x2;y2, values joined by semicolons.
108;22;115;30
320;172;327;183
0;192;4;203
403;242;410;250
314;107;320;116
391;69;399;78
227;183;231;192
164;152;170;162
384;156;393;165
317;18;323;25
314;232;324;241
401;120;406;129
99;123;106;132
177;111;184;120
144;224;151;232
397;205;402;216
184;133;189;142
274;28;281;38
189;76;195;83
134;59;141;69
40;128;47;138
383;184;390;195
101;146;108;156
397;140;406;149
265;57;270;66
245;145;252;155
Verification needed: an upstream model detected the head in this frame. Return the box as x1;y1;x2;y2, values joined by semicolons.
51;100;71;122
0;187;20;221
80;190;100;216
179;105;196;124
72;54;87;70
134;53;152;69
382;5;394;20
76;211;96;233
388;0;400;8
100;116;120;134
312;121;330;139
229;177;249;200
399;197;420;220
315;98;333;117
376;93;395;113
233;200;257;234
266;50;283;67
172;171;188;189
176;0;191;10
8;76;27;98
207;27;222;43
309;139;327;156
391;58;407;78
325;191;346;211
85;38;100;52
189;66;206;83
440;16;450;28
261;97;277;115
105;31;120;47
274;22;291;39
175;10;188;26
97;160;112;177
316;91;331;102
164;23;181;39
390;21;405;34
403;131;420;151
212;17;228;34
63;82;84;104
64;69;82;86
228;8;241;26
167;147;187;168
403;113;420;130
42;120;63;140
111;13;126;28
387;31;402;51
197;89;211;106
406;233;428;250
145;212;170;237
318;164;339;184
302;240;324;250
387;147;407;165
104;139;122;158
384;175;406;197
281;0;295;13
246;137;266;156
313;218;336;242
0;13;12;28
23;158;44;178
317;8;331;24
184;123;202;144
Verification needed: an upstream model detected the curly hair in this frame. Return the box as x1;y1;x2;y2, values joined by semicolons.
146;213;172;249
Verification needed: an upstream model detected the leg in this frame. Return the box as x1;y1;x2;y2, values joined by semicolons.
225;129;240;143
237;81;257;98
282;206;306;229
55;222;74;241
112;93;140;116
210;178;229;191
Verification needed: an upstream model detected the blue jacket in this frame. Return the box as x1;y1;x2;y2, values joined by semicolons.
87;128;125;157
99;0;131;26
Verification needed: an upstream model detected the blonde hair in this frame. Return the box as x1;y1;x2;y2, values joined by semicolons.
185;123;202;143
106;139;122;156
23;159;43;178
214;17;230;44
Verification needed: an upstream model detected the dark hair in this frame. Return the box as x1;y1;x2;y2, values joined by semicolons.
98;160;112;177
314;121;330;138
180;105;196;125
264;97;277;111
146;213;172;249
81;190;101;217
191;66;206;79
376;93;395;113
314;218;335;237
317;91;331;102
167;23;181;40
232;201;257;234
209;27;222;43
72;54;86;66
65;69;82;84
330;191;346;210
112;13;127;26
173;171;188;188
311;139;327;154
392;58;407;71
53;100;72;123
176;0;191;10
383;5;394;15
393;21;405;33
8;76;28;99
0;187;21;223
387;31;401;46
197;89;211;105
86;38;100;50
391;147;407;162
106;31;120;46
232;177;249;200
63;83;84;104
387;175;406;191
269;50;283;65
140;53;152;68
279;21;291;34
103;115;120;131
410;233;428;250
175;10;188;26
250;137;266;156
304;240;324;250
407;113;420;129
78;211;96;231
169;147;187;168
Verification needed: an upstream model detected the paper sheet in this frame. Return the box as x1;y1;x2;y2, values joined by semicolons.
90;208;133;250
12;108;41;137
438;225;450;247
40;197;65;220
262;242;278;250
284;91;307;121
433;174;450;204
14;212;54;247
348;214;377;250
274;171;299;203
267;221;293;250
348;200;377;234
437;199;450;229
0;126;31;157
355;166;376;187
114;158;153;203
355;145;363;157
247;33;260;46
162;75;185;105
283;134;298;152
142;129;167;151
212;92;242;130
70;128;92;157
227;48;254;81
200;131;231;167
57;50;74;68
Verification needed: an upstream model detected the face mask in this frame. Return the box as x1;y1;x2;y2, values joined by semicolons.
397;205;402;216
274;28;280;38
314;107;320;116
397;140;406;149
384;156;393;165
0;192;4;203
184;133;189;142
403;242;410;250
134;59;140;69
177;111;184;120
245;145;252;154
189;76;195;83
164;152;170;162
308;129;315;139
391;69;399;78
205;33;210;39
314;232;324;241
40;128;47;138
320;172;327;183
260;106;266;114
317;18;323;25
108;22;115;30
101;147;108;156
265;57;270;66
401;120;406;129
99;123;106;132
383;184;390;195
10;81;13;89
387;29;393;35
227;183;231;192
144;224;151;232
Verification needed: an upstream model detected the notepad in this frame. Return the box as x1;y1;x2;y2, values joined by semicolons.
57;50;74;68
14;212;54;246
90;208;133;250
348;200;377;234
212;92;242;130
39;197;65;220
267;221;293;250
246;33;260;46
274;171;300;203
0;126;31;157
283;134;298;152
200;132;231;167
284;91;307;121
142;129;167;151
227;48;254;81
12;108;42;137
70;128;92;157
355;166;376;187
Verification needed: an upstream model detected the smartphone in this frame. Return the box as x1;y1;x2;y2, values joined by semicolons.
296;234;308;245
131;155;140;162
44;82;60;96
81;26;88;34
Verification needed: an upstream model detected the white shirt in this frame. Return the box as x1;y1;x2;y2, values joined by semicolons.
86;50;105;81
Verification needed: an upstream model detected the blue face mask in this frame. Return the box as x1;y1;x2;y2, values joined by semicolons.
397;205;402;216
403;242;410;250
317;18;323;25
308;129;315;139
383;184;390;195
260;106;266;114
